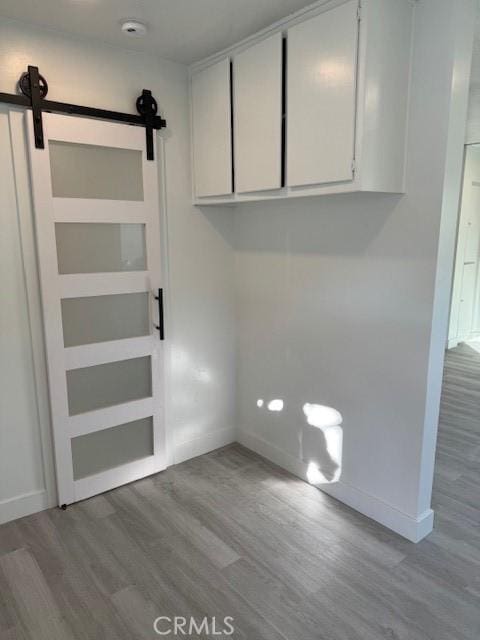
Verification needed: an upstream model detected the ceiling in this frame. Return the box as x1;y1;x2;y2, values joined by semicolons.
0;0;316;64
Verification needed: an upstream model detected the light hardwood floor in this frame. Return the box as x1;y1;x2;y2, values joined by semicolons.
0;344;479;639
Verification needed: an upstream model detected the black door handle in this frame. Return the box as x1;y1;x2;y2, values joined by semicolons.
154;288;164;341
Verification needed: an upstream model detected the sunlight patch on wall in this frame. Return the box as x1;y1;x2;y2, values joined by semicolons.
302;403;343;485
303;403;342;428
267;399;284;412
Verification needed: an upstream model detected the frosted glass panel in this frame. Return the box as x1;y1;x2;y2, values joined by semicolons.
72;417;153;480
66;356;151;415
49;141;143;200
56;223;146;274
61;293;149;347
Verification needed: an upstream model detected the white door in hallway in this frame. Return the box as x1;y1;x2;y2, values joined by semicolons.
27;112;166;507
458;262;476;340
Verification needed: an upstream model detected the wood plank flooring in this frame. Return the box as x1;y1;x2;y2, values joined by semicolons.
1;344;479;639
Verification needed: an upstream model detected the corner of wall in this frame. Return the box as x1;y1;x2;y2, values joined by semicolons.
174;426;236;465
417;0;476;517
237;428;433;542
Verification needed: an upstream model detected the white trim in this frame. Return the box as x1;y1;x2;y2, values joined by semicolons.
0;490;54;526
192;177;368;206
237;429;434;543
174;427;236;465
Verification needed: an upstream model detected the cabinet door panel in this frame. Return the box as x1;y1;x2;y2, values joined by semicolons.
287;0;359;187
192;59;232;197
234;33;283;193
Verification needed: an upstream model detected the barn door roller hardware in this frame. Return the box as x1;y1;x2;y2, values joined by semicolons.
0;65;166;160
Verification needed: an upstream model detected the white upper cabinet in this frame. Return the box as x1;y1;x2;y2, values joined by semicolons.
286;0;358;188
233;33;283;193
190;0;414;204
191;58;232;197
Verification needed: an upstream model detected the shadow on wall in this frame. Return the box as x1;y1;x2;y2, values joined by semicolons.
198;205;237;248
233;192;405;257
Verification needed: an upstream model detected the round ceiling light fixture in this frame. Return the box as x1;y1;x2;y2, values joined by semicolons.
121;20;147;37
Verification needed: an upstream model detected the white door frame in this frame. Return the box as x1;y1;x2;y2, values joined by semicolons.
26;112;168;506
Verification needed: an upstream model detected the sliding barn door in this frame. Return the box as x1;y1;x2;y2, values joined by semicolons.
27;113;166;507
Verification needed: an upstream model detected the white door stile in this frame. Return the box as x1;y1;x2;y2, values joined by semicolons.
139;117;166;502
155;135;174;469
150;339;164;462
26;111;166;506
27;114;74;506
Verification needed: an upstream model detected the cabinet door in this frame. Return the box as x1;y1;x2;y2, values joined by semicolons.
233;33;283;193
191;58;232;197
287;0;359;187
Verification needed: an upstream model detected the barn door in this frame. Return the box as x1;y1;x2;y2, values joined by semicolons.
27;112;166;507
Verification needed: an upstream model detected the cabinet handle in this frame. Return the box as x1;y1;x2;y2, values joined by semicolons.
154;288;165;341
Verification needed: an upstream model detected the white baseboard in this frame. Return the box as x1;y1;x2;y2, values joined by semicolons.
174;427;236;465
237;429;434;543
0;489;54;526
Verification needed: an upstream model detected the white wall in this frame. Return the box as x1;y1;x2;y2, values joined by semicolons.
417;0;476;522
0;19;235;523
0;110;50;521
235;0;475;542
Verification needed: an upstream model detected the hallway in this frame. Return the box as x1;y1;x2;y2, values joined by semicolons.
433;344;480;535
